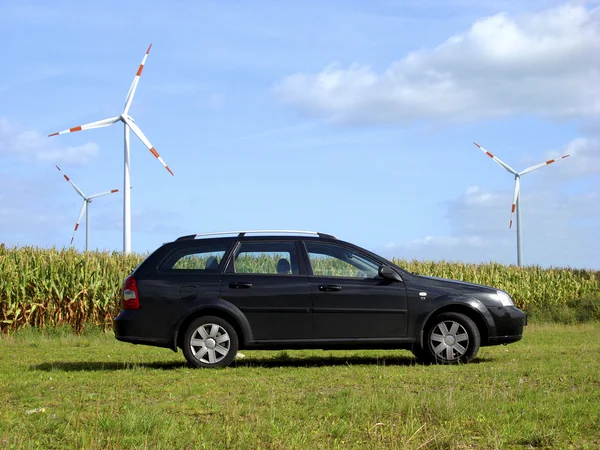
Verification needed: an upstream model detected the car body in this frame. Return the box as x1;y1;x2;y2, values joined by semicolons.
113;230;526;368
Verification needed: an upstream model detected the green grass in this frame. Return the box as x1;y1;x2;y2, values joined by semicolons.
1;324;599;449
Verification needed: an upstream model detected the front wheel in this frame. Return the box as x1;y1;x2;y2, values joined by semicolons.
182;316;239;368
417;312;481;364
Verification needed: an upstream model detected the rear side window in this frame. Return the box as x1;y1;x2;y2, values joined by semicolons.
160;243;230;273
232;241;300;275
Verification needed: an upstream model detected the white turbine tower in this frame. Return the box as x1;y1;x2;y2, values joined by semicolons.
56;166;119;252
49;44;173;254
473;142;570;266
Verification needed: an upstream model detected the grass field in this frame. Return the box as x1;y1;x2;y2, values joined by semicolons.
1;324;599;449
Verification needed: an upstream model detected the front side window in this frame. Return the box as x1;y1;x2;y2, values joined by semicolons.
161;243;230;272
305;242;380;278
233;241;300;275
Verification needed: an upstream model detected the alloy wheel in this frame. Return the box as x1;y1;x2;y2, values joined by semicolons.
429;320;470;361
189;323;231;364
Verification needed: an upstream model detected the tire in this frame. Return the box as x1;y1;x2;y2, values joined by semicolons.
182;316;239;368
411;341;431;363
420;312;481;364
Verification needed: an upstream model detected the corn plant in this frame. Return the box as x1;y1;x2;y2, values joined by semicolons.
0;245;598;332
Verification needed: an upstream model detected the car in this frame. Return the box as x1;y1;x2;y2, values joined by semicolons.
113;230;526;368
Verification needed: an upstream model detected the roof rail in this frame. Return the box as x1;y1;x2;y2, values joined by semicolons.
175;230;337;241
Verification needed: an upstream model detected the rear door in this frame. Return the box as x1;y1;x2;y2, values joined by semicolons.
220;240;312;341
134;241;231;340
303;241;408;340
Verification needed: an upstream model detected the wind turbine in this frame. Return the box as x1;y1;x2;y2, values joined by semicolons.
48;44;173;254
473;142;570;266
56;166;119;251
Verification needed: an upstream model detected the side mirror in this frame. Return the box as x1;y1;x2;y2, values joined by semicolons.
378;265;402;282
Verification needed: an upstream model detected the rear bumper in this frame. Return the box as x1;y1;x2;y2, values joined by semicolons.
113;310;174;350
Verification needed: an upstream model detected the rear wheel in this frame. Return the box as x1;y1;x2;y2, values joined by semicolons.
417;312;481;364
182;316;239;368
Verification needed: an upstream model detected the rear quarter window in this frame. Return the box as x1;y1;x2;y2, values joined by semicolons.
159;242;231;273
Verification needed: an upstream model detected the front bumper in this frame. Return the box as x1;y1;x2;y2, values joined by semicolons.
488;334;523;345
487;306;526;346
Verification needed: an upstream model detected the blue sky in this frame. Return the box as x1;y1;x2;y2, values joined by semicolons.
1;0;599;268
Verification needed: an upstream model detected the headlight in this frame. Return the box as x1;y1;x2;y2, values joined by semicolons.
496;290;514;307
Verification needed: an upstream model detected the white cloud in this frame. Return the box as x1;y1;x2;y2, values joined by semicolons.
0;172;125;250
204;122;318;148
275;3;600;124
463;186;497;206
380;173;600;268
0;117;99;165
151;83;206;95
0;175;69;247
36;143;99;165
208;93;224;109
405;235;488;249
541;137;600;179
150;83;225;109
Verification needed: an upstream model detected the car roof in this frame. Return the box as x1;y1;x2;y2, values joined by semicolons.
174;230;338;242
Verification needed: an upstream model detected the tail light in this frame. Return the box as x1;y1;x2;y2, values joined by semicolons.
122;276;140;310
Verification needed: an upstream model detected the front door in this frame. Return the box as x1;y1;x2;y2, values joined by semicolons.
304;241;408;340
220;240;312;341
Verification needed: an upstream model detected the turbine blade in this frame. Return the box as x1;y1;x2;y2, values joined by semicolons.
70;201;87;246
123;44;152;114
519;154;571;176
56;165;87;199
473;142;517;174
125;118;174;175
48;116;120;137
509;177;520;229
88;189;119;199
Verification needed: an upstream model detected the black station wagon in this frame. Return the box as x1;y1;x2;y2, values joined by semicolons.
113;230;526;368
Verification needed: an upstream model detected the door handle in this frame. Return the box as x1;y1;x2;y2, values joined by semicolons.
319;284;342;292
228;282;253;289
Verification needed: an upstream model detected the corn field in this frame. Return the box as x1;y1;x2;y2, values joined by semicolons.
0;245;598;332
0;246;140;332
